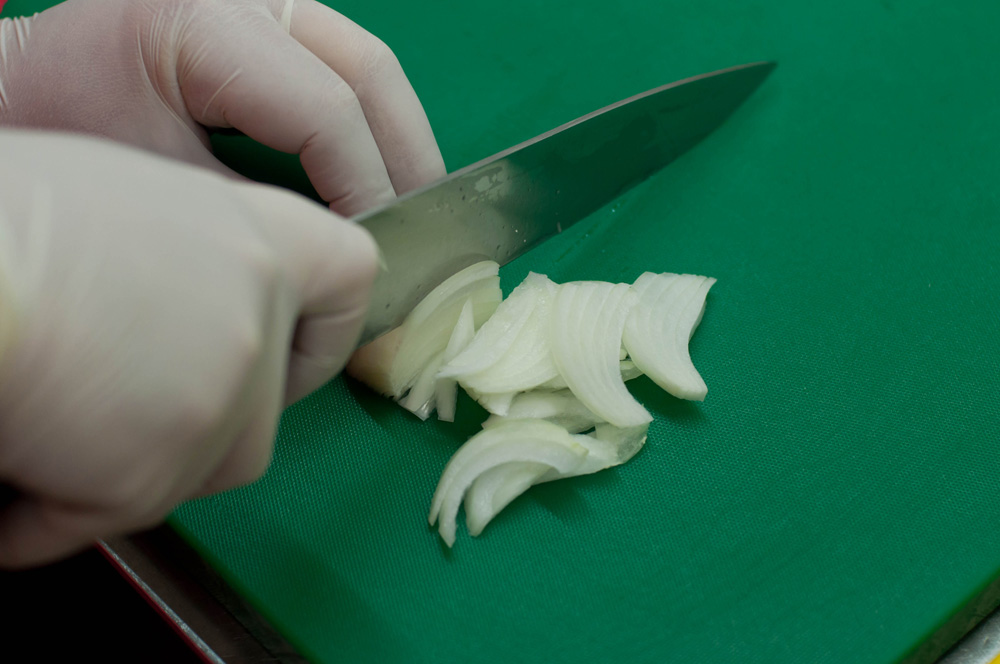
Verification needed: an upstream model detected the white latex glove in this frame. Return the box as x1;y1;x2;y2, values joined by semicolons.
0;130;377;568
0;0;445;216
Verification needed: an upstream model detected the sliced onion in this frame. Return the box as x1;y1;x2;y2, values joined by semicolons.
447;273;560;394
434;299;476;422
540;359;642;390
345;326;404;397
549;282;651;428
622;272;715;401
619;360;643;382
438;272;548;379
592;422;649;465
428;419;588;547
464;461;550;537
482;389;603;434
463;420;649;538
465;388;516;416
387;261;501;397
399;351;445;420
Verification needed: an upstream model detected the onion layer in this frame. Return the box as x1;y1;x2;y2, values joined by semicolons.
444;272;560;394
461;420;649;538
428;419;589;546
388;261;501;397
549;282;651;428
622;272;715;401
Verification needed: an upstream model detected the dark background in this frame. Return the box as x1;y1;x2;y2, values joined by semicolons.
4;548;200;663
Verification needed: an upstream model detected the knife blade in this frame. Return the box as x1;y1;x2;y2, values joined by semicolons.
355;61;775;344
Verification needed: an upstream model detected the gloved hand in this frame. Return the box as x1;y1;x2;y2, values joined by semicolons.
0;130;377;568
0;0;445;216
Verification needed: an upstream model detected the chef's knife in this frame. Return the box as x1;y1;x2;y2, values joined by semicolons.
355;61;775;344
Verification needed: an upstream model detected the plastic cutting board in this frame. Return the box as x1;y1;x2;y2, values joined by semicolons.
6;0;999;661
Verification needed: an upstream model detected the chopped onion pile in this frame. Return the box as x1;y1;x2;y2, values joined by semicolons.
348;260;715;546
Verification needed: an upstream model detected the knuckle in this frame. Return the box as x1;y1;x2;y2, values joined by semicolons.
242;241;280;285
361;37;403;79
326;77;363;117
177;388;230;439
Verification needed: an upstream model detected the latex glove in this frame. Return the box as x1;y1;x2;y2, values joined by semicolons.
0;130;377;568
0;0;445;216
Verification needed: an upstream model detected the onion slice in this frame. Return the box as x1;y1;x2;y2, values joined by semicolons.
445;272;560;394
483;389;603;434
439;272;548;379
345;326;404;397
464;461;550;536
434;299;476;422
592;422;649;465
387;261;501;397
463;419;649;537
465;388;517;417
398;351;445;420
428;419;589;546
549;282;651;428
622;272;716;401
540;359;642;390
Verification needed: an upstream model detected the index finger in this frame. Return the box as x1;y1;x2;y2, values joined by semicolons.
287;0;447;195
177;9;396;216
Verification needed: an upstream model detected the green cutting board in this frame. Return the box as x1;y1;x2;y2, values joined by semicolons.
7;0;999;661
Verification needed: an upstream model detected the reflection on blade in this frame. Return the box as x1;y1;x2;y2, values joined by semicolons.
357;61;776;344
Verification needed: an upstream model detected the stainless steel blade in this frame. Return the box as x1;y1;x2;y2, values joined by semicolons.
356;61;775;344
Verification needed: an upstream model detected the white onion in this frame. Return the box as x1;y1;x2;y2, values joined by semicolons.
398;351;445;420
439;272;548;379
482;389;603;434
345;326;403;397
462;420;648;538
549;282;651;428
540;359;642;390
428;419;589;546
434;299;476;422
445;272;560;394
348;262;717;548
592;422;649;465
464;461;550;536
465;388;516;416
388;261;501;397
622;272;715;401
